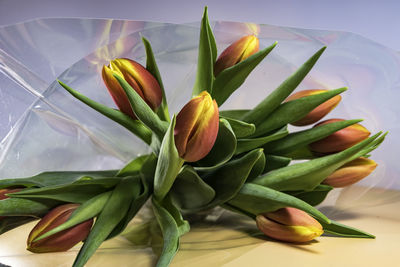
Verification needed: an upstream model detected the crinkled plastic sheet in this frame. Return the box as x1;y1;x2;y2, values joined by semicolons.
0;18;399;265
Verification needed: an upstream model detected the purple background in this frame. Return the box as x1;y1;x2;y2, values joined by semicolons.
0;0;399;50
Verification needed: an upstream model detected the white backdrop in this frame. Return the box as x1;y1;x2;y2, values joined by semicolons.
0;0;399;50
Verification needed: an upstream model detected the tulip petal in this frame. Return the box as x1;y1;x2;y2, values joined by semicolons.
102;65;136;119
183;99;219;162
310;119;371;153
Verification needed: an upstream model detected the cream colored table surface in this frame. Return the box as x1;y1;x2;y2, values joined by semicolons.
0;187;399;267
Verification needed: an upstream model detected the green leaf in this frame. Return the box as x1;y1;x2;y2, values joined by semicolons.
264;119;363;155
252;87;347;137
253;132;386;191
58;80;152;145
0;216;35;235
117;154;152;177
33;191;112;242
320;219;375;238
154;116;184;200
0;198;58;217
263;154;291;173
0;170;118;189
73;176;141;267
220;116;255;138
142;36;170;122
9;178;122;203
228;183;330;223
113;74;168;140
247;152;266;181
196;149;263;211
107;168;151;239
170;166;215;210
192;6;215;96
195;119;237;170
241;46;326;125
152;195;188;267
288;184;333;206
236;126;288;155
219;109;250;120
212;42;277;106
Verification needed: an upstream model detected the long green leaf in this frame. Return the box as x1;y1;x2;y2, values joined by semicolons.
263;154;291;173
154;116;184;200
152;197;181;267
252;87;347;137
0;170;118;189
220;116;255;138
320;219;375;238
236;126;288;155
247;152;266;181
195;119;237;170
33;191;112;242
228;183;330;223
253;133;385;191
117;154;151;177
0;198;58;217
9;178;121;203
114;74;168;140
219;109;250;120
142;36;170;122
58;80;152;144
171;166;215;210
73;176;141;267
213;42;277;106
288;184;333;206
192;6;215;96
264;119;363;155
241;46;326;124
196;149;263;211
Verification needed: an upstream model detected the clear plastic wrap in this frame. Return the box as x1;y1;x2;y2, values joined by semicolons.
0;18;399;266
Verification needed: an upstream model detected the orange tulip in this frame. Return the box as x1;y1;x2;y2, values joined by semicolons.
102;58;162;119
309;119;370;154
286;89;341;126
214;35;259;76
27;204;93;253
174;91;219;162
323;157;377;187
256;207;323;243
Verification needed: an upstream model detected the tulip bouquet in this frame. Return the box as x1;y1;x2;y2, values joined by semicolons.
0;7;387;267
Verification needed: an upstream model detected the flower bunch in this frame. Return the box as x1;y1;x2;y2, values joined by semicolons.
0;7;385;267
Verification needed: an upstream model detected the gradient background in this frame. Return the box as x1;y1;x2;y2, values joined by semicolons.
0;0;399;50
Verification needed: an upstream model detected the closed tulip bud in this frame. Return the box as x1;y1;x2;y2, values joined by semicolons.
174;91;219;162
323;157;377;187
27;204;93;253
214;35;259;76
286;89;341;126
309;119;370;154
256;207;323;243
102;58;162;119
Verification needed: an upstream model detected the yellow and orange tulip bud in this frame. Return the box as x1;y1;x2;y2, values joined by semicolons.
102;58;162;119
174;91;219;162
309;119;370;154
323;157;377;187
214;35;259;76
286;89;342;126
256;207;323;243
27;204;93;253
